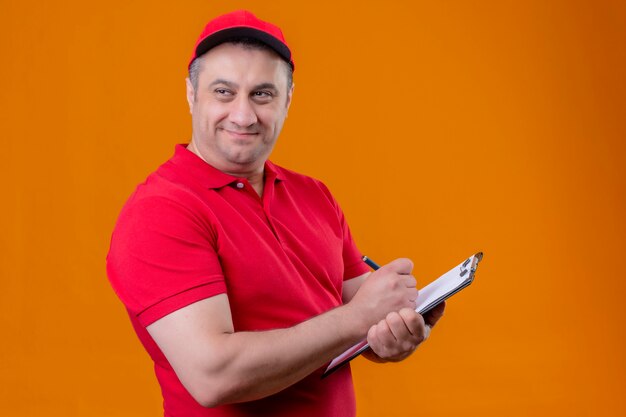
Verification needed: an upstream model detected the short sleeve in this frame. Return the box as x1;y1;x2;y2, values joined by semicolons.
106;194;227;327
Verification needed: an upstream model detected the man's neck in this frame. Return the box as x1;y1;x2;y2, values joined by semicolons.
187;141;266;197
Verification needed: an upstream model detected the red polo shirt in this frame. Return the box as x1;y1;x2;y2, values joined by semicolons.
107;144;370;417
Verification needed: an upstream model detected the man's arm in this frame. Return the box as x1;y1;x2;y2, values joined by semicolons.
342;272;369;304
147;259;418;408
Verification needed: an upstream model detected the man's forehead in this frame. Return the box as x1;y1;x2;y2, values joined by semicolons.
198;43;290;87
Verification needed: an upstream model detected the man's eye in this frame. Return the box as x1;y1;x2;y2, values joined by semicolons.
215;88;232;95
252;91;273;100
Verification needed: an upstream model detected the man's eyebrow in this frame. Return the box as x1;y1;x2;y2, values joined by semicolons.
253;82;278;91
209;79;238;88
208;80;279;92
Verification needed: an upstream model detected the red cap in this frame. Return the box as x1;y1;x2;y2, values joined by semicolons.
188;10;294;71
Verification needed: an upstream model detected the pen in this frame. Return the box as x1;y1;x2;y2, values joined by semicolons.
362;256;381;271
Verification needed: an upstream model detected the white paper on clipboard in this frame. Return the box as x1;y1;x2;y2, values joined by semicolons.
322;252;483;378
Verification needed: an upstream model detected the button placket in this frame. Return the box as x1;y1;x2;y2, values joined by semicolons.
233;178;281;243
260;178;284;245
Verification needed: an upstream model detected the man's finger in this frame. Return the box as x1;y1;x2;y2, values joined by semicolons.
424;301;446;327
403;275;417;288
381;258;414;275
385;312;412;341
372;320;396;348
397;308;424;336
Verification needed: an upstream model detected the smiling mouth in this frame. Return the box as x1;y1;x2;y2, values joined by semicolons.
222;128;258;139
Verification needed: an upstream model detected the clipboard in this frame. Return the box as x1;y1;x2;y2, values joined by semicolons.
322;252;483;378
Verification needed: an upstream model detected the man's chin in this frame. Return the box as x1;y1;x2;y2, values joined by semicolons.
225;151;265;168
224;146;274;166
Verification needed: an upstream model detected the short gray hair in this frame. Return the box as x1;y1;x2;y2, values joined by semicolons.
188;38;293;96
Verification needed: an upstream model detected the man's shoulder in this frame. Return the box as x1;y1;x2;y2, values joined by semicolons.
117;157;210;225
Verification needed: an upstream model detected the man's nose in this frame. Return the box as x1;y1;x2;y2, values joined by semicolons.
228;96;258;127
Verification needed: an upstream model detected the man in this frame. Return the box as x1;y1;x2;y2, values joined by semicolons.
107;10;445;417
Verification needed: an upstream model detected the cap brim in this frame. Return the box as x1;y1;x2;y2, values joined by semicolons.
194;27;292;69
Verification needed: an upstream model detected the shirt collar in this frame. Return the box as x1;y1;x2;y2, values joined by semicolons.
169;144;285;189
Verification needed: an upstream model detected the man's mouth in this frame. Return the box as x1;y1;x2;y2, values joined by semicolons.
221;128;258;139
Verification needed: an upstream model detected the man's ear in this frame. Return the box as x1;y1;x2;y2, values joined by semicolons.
285;82;295;111
185;78;195;114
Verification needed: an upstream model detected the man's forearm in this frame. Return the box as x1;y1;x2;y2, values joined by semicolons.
148;259;418;408
194;303;369;406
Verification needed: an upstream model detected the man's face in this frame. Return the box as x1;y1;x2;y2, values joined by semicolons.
186;42;293;175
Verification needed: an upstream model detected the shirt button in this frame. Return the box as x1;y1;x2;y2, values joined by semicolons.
236;182;244;189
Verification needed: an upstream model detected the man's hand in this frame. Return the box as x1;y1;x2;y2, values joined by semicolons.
365;301;446;362
346;258;419;333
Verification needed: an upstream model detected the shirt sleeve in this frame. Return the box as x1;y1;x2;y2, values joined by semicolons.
106;194;227;327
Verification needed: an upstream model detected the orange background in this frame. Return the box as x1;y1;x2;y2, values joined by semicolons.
1;0;625;416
